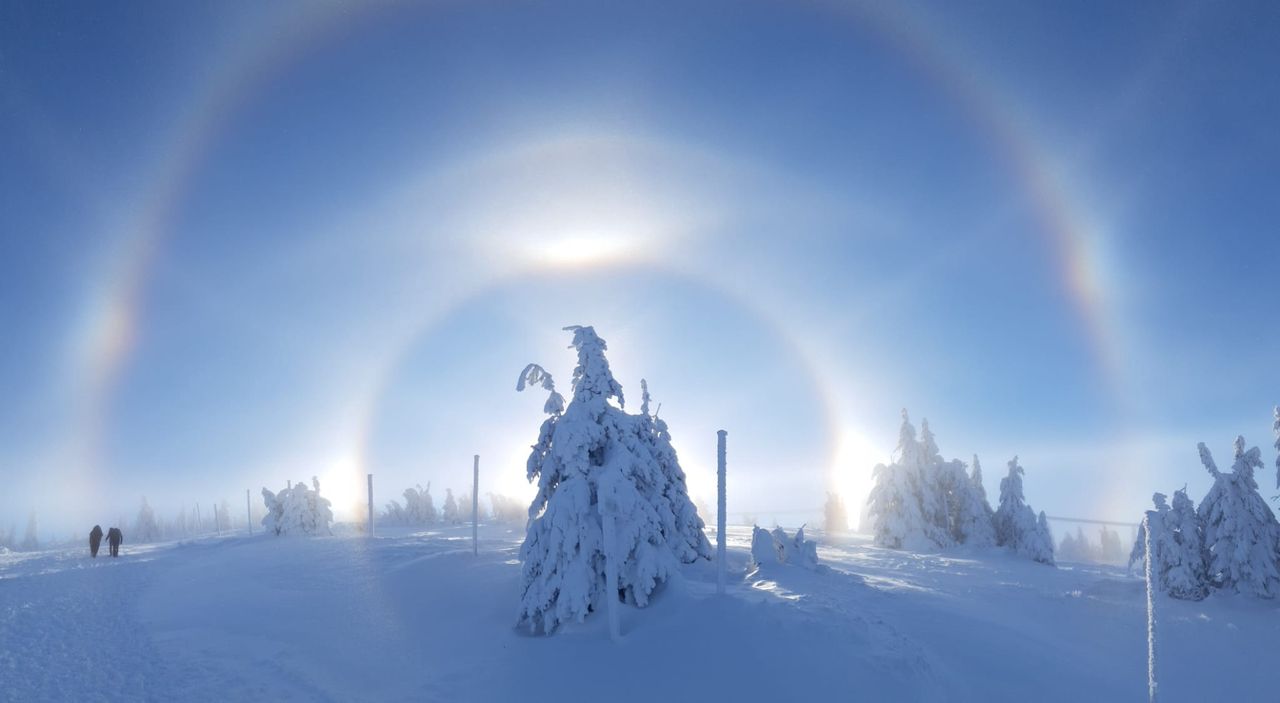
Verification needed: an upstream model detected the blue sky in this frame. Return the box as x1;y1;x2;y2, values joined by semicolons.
3;0;1278;539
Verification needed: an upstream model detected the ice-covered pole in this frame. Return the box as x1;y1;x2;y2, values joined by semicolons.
472;455;479;556
367;473;375;536
717;429;727;596
213;503;220;536
246;489;252;535
1144;513;1159;703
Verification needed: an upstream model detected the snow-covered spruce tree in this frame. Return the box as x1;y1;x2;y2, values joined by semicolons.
944;455;995;547
1130;490;1211;600
1197;438;1280;597
1099;526;1123;563
135;497;161;543
403;483;437;525
1033;511;1055;565
1130;493;1170;574
994;457;1054;564
965;455;997;543
261;477;334;536
867;411;934;549
1164;488;1209;600
515;326;710;634
824;492;848;533
637;379;712;563
916;419;955;547
442;489;459;524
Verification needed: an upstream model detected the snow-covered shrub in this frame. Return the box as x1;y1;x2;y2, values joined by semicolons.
261;477;334;536
750;526;782;565
515;326;711;634
751;525;820;570
134;497;160;543
994;457;1054;565
1197;438;1280;597
824;492;848;533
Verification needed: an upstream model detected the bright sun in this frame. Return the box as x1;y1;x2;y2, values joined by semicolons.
833;428;887;520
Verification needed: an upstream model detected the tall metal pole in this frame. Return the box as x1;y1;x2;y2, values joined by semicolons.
717;429;727;596
246;489;252;535
367;473;375;536
472;455;479;556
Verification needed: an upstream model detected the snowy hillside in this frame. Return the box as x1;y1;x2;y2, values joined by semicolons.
3;524;1276;702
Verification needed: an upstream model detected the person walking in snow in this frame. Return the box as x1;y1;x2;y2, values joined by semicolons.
89;525;103;558
107;527;123;557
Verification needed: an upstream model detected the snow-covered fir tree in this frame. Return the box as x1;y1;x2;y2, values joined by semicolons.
994;457;1054;565
1164;488;1210;600
262;477;334;536
1033;511;1055;565
402;483;436;524
1098;526;1123;563
947;455;996;547
442;489;459;524
867;411;934;549
869;413;1004;551
1197;438;1280;597
824;492;848;533
916;419;955;548
1130;490;1210;601
135;497;160;543
1129;492;1170;574
515;326;710;634
635;379;712;564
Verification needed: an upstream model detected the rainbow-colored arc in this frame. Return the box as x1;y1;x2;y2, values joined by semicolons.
67;0;1127;501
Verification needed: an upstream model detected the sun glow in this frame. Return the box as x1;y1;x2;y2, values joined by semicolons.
833;427;887;525
316;455;365;521
526;231;641;271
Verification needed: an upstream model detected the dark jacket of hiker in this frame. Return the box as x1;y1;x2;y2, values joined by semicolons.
107;527;123;557
89;525;103;558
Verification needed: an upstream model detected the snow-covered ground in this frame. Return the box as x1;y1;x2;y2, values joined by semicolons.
3;525;1276;701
